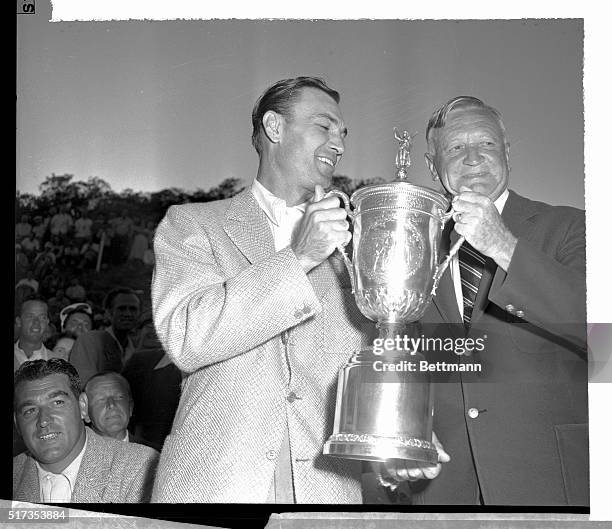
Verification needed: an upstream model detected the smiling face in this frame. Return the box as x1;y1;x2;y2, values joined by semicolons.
16;300;49;345
271;87;347;203
426;106;510;200
84;374;132;440
14;373;87;473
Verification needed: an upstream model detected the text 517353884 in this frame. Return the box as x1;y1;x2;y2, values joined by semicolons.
1;508;68;523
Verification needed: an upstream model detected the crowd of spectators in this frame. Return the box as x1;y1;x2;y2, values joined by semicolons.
14;202;181;458
13;176;255;503
15;203;157;327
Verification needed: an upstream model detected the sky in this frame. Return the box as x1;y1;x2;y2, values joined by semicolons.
17;17;584;207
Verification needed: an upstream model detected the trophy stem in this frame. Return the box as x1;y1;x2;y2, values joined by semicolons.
376;321;421;343
376;321;406;340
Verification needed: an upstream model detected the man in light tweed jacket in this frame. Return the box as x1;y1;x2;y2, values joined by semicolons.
13;359;159;503
151;77;377;503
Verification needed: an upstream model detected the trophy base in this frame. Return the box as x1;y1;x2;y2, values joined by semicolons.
324;432;438;464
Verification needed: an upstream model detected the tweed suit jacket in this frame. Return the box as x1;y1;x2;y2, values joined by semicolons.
151;189;376;503
13;427;159;503
410;190;588;506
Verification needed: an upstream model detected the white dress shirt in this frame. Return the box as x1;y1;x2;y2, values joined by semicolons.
252;179;310;503
251;179;307;252
14;342;51;371
37;436;87;503
450;189;509;317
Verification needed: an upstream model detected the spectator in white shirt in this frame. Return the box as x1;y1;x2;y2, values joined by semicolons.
31;215;48;240
14;297;51;372
49;204;74;238
74;209;93;243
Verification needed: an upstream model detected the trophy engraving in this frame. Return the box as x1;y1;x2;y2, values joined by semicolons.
323;129;462;463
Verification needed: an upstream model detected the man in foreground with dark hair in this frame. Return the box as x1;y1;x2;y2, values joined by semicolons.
377;96;587;506
13;359;159;503
152;76;376;502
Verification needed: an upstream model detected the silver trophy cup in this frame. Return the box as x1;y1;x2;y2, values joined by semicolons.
323;130;463;464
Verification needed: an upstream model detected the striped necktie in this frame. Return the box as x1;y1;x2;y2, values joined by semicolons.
458;242;486;327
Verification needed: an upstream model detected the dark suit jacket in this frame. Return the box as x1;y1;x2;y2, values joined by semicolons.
13;427;159;503
122;347;182;452
411;190;588;506
69;330;123;387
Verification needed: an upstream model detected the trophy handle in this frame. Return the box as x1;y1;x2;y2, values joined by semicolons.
324;189;356;291
431;206;465;295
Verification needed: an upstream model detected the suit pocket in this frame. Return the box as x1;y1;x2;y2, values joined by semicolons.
554;423;589;506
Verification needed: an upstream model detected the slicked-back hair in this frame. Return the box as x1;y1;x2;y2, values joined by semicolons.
83;370;133;400
426;96;507;152
14;359;82;403
251;76;340;155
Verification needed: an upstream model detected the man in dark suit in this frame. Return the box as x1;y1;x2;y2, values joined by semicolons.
121;317;181;451
376;96;587;506
13;359;159;503
69;287;141;386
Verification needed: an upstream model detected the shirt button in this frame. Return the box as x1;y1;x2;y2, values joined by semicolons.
515;310;525;318
302;305;311;314
286;391;300;403
265;449;277;460
467;407;480;419
505;304;516;314
294;310;303;319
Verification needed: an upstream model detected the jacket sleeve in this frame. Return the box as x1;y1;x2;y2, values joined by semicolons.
488;208;586;349
151;205;322;373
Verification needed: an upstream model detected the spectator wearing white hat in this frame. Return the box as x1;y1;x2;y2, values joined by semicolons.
60;303;94;339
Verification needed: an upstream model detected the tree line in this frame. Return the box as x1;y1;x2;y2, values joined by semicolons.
16;173;386;220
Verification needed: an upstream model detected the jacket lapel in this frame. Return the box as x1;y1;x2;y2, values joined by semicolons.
224;189;351;300
223;189;275;265
500;189;538;239
13;456;41;503
72;429;108;502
